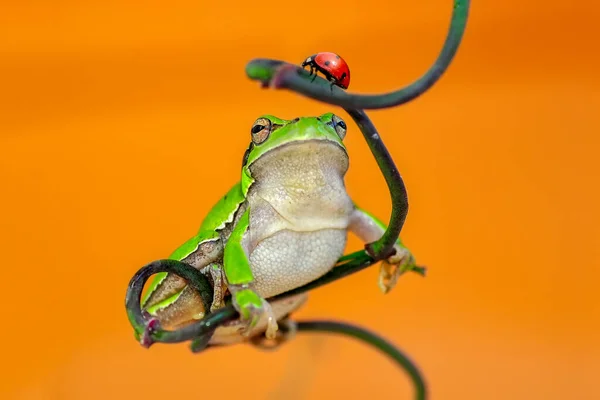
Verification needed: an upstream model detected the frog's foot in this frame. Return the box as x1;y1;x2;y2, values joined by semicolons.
249;318;297;352
231;286;279;340
378;246;424;294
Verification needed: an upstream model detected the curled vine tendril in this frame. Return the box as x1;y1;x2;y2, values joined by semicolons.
245;0;469;110
124;2;469;399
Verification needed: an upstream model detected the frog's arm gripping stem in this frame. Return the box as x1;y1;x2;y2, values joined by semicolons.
125;2;469;399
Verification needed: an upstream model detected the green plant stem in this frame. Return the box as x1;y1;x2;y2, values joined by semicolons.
245;0;469;110
345;108;408;259
296;320;427;400
125;259;227;346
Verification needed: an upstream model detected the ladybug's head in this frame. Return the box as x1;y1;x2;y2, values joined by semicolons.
301;56;315;67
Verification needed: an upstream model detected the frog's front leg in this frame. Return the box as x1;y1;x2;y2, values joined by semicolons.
223;209;278;339
349;205;424;294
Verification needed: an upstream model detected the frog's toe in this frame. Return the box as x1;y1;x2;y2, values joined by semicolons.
233;300;262;337
208;282;225;313
385;244;410;265
210;301;224;313
236;307;261;337
379;247;423;293
250;318;297;352
378;260;401;294
237;299;279;340
262;300;279;340
231;287;279;338
202;263;226;313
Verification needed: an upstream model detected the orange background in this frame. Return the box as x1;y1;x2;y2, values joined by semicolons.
1;1;599;399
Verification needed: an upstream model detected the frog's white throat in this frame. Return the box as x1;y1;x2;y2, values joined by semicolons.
246;139;355;243
248;139;349;187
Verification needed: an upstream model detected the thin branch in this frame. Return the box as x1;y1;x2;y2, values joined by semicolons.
245;0;470;110
345;108;408;259
296;320;427;400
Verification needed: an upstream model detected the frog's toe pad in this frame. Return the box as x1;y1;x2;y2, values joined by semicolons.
238;300;279;340
236;302;265;337
378;261;399;294
264;311;279;340
250;319;296;352
238;311;260;337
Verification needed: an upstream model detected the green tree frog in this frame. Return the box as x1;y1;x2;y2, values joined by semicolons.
141;113;418;345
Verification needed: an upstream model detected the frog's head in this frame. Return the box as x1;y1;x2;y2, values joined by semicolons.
241;113;349;192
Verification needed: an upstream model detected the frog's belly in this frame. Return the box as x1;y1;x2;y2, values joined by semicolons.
248;228;347;299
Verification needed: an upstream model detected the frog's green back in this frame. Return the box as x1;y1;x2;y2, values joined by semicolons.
198;183;245;233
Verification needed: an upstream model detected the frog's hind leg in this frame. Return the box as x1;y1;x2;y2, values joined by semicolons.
143;237;223;308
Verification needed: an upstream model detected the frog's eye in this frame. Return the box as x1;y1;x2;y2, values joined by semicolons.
251;117;272;145
330;115;347;140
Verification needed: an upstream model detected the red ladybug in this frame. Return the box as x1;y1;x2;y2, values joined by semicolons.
301;52;351;90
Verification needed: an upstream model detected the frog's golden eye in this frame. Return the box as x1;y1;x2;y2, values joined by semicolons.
331;114;347;140
251;117;272;145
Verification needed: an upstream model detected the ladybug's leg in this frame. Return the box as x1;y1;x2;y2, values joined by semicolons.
328;76;337;92
311;65;323;82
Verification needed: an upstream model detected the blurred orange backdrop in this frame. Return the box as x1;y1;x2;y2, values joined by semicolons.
1;1;599;399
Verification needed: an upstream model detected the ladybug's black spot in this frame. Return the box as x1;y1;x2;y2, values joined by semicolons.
335;54;340;59
324;60;331;66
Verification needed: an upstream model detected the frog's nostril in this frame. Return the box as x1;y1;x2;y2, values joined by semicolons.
291;117;300;123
